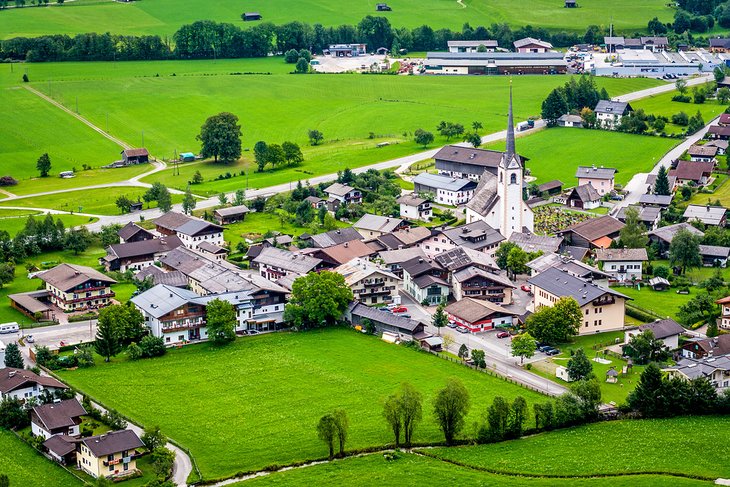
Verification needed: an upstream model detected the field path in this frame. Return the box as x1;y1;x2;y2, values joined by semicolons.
24;85;132;150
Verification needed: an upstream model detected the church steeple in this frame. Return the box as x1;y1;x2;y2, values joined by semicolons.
505;81;515;159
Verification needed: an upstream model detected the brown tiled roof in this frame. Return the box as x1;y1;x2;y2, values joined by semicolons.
37;264;116;292
669;161;714;181
688;145;718;157
43;435;78;457
445;297;514;323
118;222;153;242
0;368;67;394
708;125;730;137
559;215;624;242
316;239;373;265
82;430;144;458
153;211;194;231
33;399;86;431
637;319;684;340
123;148;148;157
107;236;183;259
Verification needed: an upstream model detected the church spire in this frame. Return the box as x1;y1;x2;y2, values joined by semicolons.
505;80;515;158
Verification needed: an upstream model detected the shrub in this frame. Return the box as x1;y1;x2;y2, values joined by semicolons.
672;111;689;125
0;176;17;186
140;335;166;358
127;342;143;361
671;94;691;103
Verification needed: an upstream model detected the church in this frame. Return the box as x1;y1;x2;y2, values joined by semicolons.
465;86;534;238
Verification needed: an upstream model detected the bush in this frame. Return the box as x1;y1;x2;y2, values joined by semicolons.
76;346;95;368
68;312;98;323
625;304;658;323
672;111;689;125
0;176;17;186
672;95;691;103
140;335;166;358
127;342;143;360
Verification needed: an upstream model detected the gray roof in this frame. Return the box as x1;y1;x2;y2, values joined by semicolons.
616;205;661;225
309;227;363;248
252;247;321;274
699;245;730;258
575;166;617;180
683;205;727;226
649;223;704;243
537;180;563;192
413;273;450;289
464;171;499;217
445;297;515;323
433;145;523;169
666;353;730;381
514;37;552;49
604;36;625;45
447;40;498;47
452;266;514;288
176;218;223;237
688;144;718;157
37;264;116;292
197;241;227;254
131;284;201;319
153;211;193;231
527;252;609;279
508;232;563;254
214;205;250;218
638;194;673;206
435;246;498;272
527;267;629;306
397;194;429;206
324;182;356;197
378;247;427;265
349;302;424;332
427;51;561;62
569;183;601;203
401;256;444;278
82;430;144;458
594;100;632;115
353;214;404;233
558;114;583;124
637;319;684;340
595;248;648;262
118;222;152;242
107;235;183;259
648;276;670;287
440;220;505;251
413;173;478;192
43;435;77;457
134;266;188;288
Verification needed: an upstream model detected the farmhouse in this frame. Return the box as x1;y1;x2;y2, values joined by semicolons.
0;368;67;402
31;399;86;440
556;215;624;249
397;194;432;221
709;38;730;52
594;101;633;130
575;166;616;195
401;256;450;305
566;183;601;210
347;302;426;340
648;223;704;257
120;148;149;165
154;211;224;249
424;51;566;75
335;258;399;305
625;319;684;350
447;40;498;53
412;173;478;205
700;245;730;267
557;114;583;127
36;263;116;312
253;247;323;281
214;205;250;225
353;214;407;238
594;248;648;282
528;267;629;334
101;236;183;273
445;297;516;332
687;144;718;162
421;220;505;258
682;204;727;227
117;222;153;243
513;37;553;53
77;430;144;479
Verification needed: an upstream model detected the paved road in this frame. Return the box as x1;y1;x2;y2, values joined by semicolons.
612;74;712;103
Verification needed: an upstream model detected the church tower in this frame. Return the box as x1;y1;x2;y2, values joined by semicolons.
497;84;528;237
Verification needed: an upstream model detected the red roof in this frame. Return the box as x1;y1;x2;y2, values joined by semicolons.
669;161;714;182
123;148;149;157
719;114;730;125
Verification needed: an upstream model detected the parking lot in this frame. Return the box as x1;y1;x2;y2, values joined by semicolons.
311;54;389;73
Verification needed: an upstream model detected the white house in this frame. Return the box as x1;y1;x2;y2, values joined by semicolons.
252;247;322;282
513;37;553;53
624;319;684;350
594;248;648;282
0;368;68;402
594;100;633;130
31;399;86;440
412;173;478;205
153;212;224;250
397;194;432;221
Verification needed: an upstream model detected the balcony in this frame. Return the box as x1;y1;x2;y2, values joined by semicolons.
162;319;205;332
66;291;115;304
363;280;385;287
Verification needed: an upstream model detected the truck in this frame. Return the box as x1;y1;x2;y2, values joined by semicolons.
517;121;531;132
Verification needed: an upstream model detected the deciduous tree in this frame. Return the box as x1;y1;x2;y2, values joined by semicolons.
36;152;51;177
316;413;337;460
432;378;470;445
196;112;242;163
669;228;702;274
284;271;353;329
510;332;536;365
526;297;581;345
308;129;324;146
63;228;91;255
414;128;434;148
619;207;648;248
205;298;236;345
566;348;593;381
142;425;167;451
182;188;196;215
332;409;348;457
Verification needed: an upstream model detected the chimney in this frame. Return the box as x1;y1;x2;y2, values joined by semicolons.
8;371;15;378
418;258;424;264
344;242;349;248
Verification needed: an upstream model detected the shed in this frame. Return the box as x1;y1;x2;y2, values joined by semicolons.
649;276;670;291
565;0;577;7
214;205;250;225
420;336;443;352
606;367;619;383
121;148;149;165
179;152;195;162
243;12;262;21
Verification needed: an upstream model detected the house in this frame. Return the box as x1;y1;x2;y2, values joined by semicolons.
242;12;262;21
0;368;67;402
44;435;80;465
153;211;224;249
445;297;516;333
305;227;363;249
36;264;116;312
101;236;183;272
346;302;426;340
465;90;534;237
566;183;601;210
665;354;730;392
435;246;514;304
700;245;730;267
670;161;715;188
594;248;647;282
708;125;730;140
378;247;427;277
513;37;553;53
336;258;400;305
117;222;153;243
375;226;432;251
7;290;53;321
705;139;729;155
120;148;149;165
716;295;730;330
397;194;432;221
639;36;669;51
213;205;250;225
575;166;616;195
401;256;450;305
412;173;478;205
31;399;86;440
557;114;583;127
508;232;562;254
307;239;374;268
638;194;673;208
420;220;505;259
77;430;144;479
681;334;730;359
197;241;228;261
594;101;633;130
687;144;718;162
420;336;443;352
327;44;367;57
616;205;661;231
304;196;326;209
624;319;684;350
253;247;322;281
434;145;525;181
353;214;407;238
649;276;671;291
536;180;563;195
556;215;624;249
528;267;630;334
447;40;498;53
527;253;610;282
131;284;209;343
683;205;727;227
709;38;730;52
324;183;362;207
648;223;704;257
604;36;625;52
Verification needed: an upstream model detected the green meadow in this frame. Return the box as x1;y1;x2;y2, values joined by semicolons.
0;0;672;38
630;88;728;135
0;430;81;487
58;327;546;480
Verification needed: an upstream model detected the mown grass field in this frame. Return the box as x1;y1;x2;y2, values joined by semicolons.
240;451;711;487
426;417;730;480
486;128;677;186
58;327;546;480
630;88;728;135
618;285;693;320
0;430;81;487
0;213;97;236
0;0;672;38
221;212;349;249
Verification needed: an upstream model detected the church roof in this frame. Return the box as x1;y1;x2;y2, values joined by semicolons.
465;171;499;216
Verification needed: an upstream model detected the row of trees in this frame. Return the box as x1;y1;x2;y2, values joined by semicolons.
0;214;92;265
253;140;304;172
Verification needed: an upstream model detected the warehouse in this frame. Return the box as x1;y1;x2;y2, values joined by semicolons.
424;52;567;75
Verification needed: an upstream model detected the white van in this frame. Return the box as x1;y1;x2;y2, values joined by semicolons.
0;322;19;334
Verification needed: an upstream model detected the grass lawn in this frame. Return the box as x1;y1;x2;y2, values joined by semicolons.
618;285;693;320
0;187;184;215
0;213;97;237
9;165;152;196
689;173;730;207
0;429;82;487
630;88;728;135
222;212;348;249
0;0;672;38
425;416;730;479
57;327;547;480
486;128;677;186
240;451;709;487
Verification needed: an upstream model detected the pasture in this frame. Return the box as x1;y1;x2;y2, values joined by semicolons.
58;327;546;480
241;451;710;487
618;285;693;320
486;128;677;186
630;88;728;135
0;0;672;38
425;416;730;480
0;430;81;487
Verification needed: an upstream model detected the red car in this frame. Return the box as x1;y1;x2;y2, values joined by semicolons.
391;306;408;314
496;331;510;339
520;284;531;293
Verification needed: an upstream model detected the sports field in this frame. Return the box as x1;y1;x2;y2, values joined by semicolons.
425;416;730;480
0;0;672;39
486;127;677;186
240;451;711;487
58;327;546;480
0;430;81;486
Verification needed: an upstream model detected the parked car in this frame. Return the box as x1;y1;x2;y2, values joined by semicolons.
447;321;458;329
248;330;259;335
496;331;510;339
456;326;470;334
538;345;553;353
25;335;34;343
391;306;408;314
520;284;531;293
546;348;561;356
